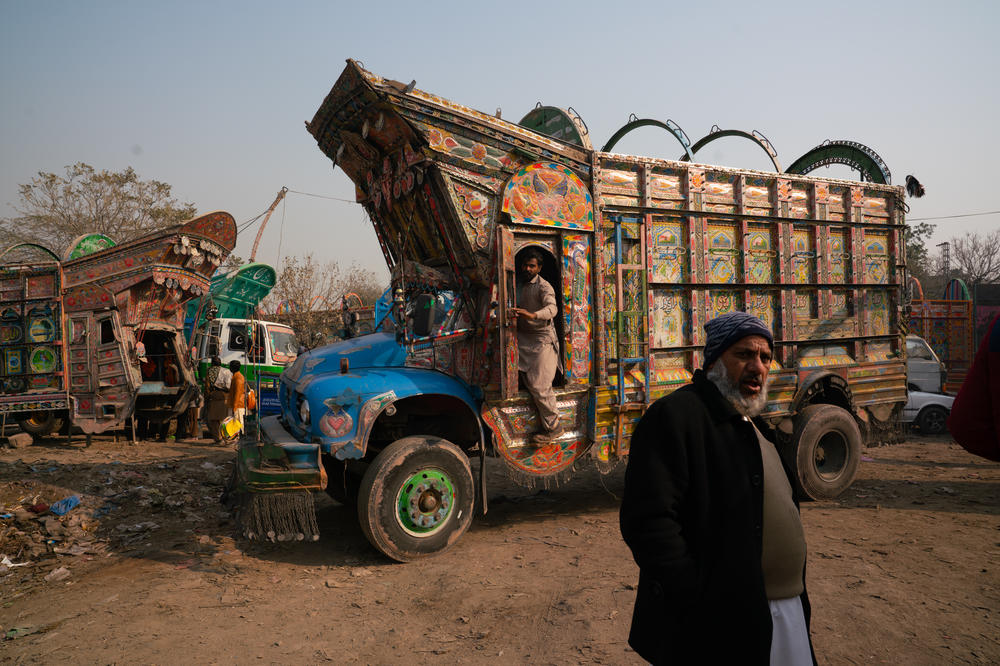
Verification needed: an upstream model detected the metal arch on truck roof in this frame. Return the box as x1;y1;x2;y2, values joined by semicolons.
518;105;592;150
601;116;694;161
682;126;783;173
0;243;60;263
785;139;892;184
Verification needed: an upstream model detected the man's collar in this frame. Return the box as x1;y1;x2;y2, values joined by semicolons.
691;368;744;423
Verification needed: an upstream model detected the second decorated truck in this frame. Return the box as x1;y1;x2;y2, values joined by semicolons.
235;61;908;561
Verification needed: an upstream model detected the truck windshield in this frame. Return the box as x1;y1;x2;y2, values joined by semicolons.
409;291;460;338
268;325;299;364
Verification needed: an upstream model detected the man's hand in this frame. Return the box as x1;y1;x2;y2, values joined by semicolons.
509;307;536;320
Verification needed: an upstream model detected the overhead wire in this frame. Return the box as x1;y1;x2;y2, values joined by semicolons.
908;210;1000;221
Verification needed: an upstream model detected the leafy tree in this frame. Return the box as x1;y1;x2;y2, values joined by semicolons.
0;162;196;255
905;221;936;282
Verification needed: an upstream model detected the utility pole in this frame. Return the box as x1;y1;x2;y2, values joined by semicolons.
937;241;951;284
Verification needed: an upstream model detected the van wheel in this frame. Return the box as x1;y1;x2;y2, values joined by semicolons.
15;411;65;438
357;436;474;562
916;405;948;435
792;404;862;500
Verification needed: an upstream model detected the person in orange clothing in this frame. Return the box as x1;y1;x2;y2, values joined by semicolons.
227;360;246;433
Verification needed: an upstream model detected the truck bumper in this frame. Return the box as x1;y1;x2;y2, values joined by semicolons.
234;415;325;493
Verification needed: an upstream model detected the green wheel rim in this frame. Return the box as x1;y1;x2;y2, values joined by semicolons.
395;468;455;537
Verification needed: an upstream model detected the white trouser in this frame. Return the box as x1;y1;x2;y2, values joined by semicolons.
769;596;812;665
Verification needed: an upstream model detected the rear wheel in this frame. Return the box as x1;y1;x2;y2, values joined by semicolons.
15;411;66;438
792;404;862;500
357;435;474;562
916;405;948;435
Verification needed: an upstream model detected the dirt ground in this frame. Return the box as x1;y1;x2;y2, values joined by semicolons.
1;430;997;665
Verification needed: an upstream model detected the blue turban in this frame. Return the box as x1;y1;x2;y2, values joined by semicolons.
703;312;773;369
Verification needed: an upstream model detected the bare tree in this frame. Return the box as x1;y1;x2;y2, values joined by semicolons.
950;230;1000;285
263;254;385;349
0;163;196;255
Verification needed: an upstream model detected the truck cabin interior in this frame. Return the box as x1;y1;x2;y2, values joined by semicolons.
138;330;183;386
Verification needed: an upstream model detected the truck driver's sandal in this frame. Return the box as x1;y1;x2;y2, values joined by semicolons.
531;427;563;445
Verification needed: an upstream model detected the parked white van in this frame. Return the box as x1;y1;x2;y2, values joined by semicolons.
905;335;946;393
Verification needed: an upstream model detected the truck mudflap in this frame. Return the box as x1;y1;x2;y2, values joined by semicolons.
230;415;324;542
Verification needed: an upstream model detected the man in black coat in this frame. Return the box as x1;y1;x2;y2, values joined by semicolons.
620;312;816;665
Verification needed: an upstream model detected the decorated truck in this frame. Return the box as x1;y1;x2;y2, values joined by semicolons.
234;61;908;561
185;263;299;417
0;212;237;438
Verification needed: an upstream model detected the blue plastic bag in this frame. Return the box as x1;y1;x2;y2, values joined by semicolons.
49;495;80;516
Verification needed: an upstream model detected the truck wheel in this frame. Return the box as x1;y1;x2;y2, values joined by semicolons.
792;404;862;500
916;405;948;435
357;435;474;562
15;411;65;438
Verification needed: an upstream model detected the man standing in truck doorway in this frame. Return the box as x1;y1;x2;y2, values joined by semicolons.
509;248;563;444
620;312;815;665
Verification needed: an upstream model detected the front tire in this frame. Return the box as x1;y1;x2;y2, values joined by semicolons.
357;436;474;562
792;404;862;500
916;405;948;435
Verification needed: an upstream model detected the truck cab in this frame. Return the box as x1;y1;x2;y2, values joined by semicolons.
905;334;946;393
192;318;299;416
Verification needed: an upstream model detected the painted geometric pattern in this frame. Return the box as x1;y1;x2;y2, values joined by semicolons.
794;290;817;319
707;223;738;284
746;225;774;283
601;241;618;360
562;234;592;383
831;290;850;316
708;290;744;320
791;227;816;284
868;291;890;335
865;232;889;284
502;162;594;231
797;345;854;368
447;179;494;252
650;351;691;385
650;289;690;348
866;342;894;361
424;125;514;171
620;263;645;357
650;220;686;283
829;231;848;283
747;291;777;331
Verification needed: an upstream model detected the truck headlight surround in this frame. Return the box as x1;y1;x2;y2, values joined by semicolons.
299;399;311;425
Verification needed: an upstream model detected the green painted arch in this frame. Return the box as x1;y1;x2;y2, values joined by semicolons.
785;140;891;184
601;116;693;160
684;127;782;172
0;243;60;262
518;106;592;150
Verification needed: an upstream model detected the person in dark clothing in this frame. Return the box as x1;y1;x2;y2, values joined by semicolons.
204;355;231;443
620;311;815;665
947;313;1000;462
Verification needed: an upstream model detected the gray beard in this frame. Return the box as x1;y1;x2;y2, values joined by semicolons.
706;363;770;417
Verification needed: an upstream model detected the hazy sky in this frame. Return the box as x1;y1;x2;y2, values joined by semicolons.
2;0;998;288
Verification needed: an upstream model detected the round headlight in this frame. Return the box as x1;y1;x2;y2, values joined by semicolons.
299;399;311;425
